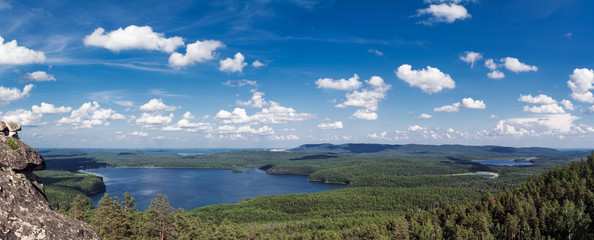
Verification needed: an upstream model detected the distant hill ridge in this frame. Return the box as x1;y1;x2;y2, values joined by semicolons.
288;143;560;155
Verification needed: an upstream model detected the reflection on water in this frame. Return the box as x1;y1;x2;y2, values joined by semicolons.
81;168;344;210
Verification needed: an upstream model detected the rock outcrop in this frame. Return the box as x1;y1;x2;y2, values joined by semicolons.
0;121;100;240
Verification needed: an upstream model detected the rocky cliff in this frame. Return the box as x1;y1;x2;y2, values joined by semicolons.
0;121;100;240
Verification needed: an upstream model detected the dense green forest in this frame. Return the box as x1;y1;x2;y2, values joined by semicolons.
55;152;594;239
35;145;592;238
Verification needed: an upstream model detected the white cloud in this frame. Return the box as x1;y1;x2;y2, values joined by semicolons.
252;60;265;68
418;113;432;119
395;64;455;94
484;59;498;71
32;102;71;114
337;76;391;120
434;97;486;112
139;98;177;112
219;52;247;73
460;51;482;68
222;79;257;87
434;102;461;112
136;113;174;125
0;84;34;105
0;36;46;65
1;109;43;126
162;111;212;132
237;91;267;108
567;68;594;103
490;114;499;119
495;114;581;135
216;125;274;135
461;97;486;109
130;131;149;137
368;49;383;56
523;104;565;114
518;94;556;104
315;74;362;91
58;101;125;129
169;40;224;69
501;57;538;73
216;102;314;124
317;121;343;130
83;25;184;53
21;71;56;82
351;109;378;120
408;125;427;131
560;99;574;111
487;70;505;79
417;3;471;24
268;134;299;141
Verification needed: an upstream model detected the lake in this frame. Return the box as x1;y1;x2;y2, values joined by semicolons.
82;168;344;210
474;160;534;166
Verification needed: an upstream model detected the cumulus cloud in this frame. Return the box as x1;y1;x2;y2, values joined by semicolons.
169;40;224;69
523;104;565;114
336;76;391;120
58;101;125;129
417;3;471;24
216;102;314;124
461;97;486;109
21;71;56;82
317;121;343;130
83;25;184;53
494;114;581;135
0;84;34;105
395;64;455;94
222;79;257;87
501;57;538;73
351;109;378;120
560;99;574;111
460;51;482;68
136;113;174;125
1;109;43;126
434;102;461;112
518;94;556;104
315;74;362;91
237;91;267;108
1;102;72;126
408;125;427;131
567;68;594;103
216;125;274;135
162;112;212;132
219;52;247;73
139;98;177;112
114;100;134;107
252;60;265;68
0;36;46;65
487;70;505;79
32;102;72;114
418;113;432;119
484;59;497;71
434;97;486;112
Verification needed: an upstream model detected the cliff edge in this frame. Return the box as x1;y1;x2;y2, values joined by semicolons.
0;121;100;240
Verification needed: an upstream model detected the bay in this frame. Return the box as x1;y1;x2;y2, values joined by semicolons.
82;168;344;210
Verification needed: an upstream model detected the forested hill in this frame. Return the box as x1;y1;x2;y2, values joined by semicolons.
289;143;561;156
408;152;594;239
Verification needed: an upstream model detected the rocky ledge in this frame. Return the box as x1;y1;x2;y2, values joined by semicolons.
0;121;100;240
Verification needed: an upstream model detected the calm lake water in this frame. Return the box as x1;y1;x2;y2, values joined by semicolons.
82;168;344;210
474;160;534;166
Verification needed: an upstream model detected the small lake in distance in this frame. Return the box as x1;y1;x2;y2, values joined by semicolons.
474;160;534;166
82;168;344;210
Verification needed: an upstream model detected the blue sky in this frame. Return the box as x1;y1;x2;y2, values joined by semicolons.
0;0;593;148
